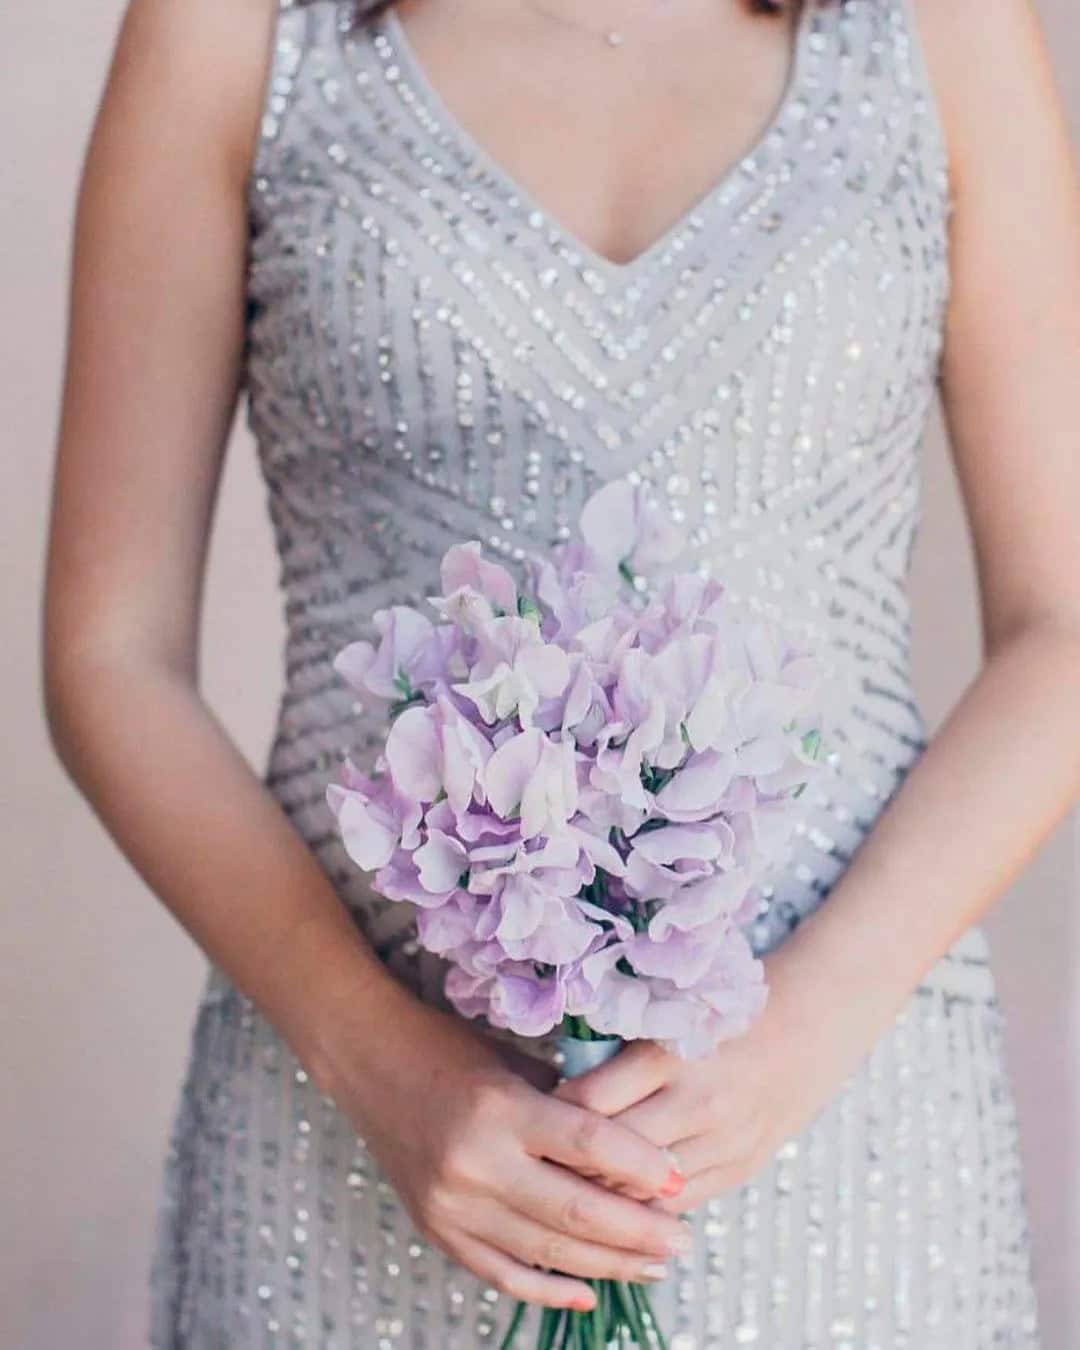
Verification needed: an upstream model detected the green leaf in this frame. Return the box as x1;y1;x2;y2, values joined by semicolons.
518;595;542;624
639;763;676;795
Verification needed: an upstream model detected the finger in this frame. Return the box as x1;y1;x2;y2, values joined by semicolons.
553;1161;655;1204
655;1126;760;1179
553;1040;671;1117
471;1199;673;1286
650;1164;743;1216
450;1230;597;1312
556;1156;667;1205
509;1156;693;1260
530;1093;685;1200
613;1090;705;1152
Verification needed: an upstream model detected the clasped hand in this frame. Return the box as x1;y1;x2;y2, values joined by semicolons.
348;953;854;1313
555;953;861;1216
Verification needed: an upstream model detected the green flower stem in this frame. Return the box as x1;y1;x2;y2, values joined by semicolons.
537;1306;560;1350
498;1299;528;1350
601;1280;615;1344
629;1282;669;1350
499;1273;659;1348
612;1282;650;1347
589;1282;606;1348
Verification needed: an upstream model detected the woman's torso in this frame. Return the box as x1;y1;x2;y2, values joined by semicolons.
237;0;952;1013
150;14;1045;1347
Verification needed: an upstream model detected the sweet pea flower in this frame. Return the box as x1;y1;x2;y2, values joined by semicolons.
476;872;600;966
414;829;469;895
328;476;828;1064
644;868;758;941
527;545;625;642
467;830;582;890
652;749;738;822
445;962;569;1038
432;696;493;814
440;541;519;616
384;704;443;803
579;479;685;580
374;849;458;909
326;764;422;872
634;573;729;650
622;823;732;901
485;729;578;839
332;606;435;705
455;617;571;727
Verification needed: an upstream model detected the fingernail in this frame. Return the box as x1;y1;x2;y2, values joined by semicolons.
666;1227;693;1255
659;1168;685;1198
639;1262;669;1281
571;1294;596;1312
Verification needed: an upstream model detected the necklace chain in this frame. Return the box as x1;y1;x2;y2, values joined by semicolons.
519;0;675;48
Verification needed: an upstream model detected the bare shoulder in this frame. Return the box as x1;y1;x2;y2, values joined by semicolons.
95;0;280;189
905;0;1073;194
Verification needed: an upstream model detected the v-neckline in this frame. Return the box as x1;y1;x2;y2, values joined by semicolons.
381;1;817;279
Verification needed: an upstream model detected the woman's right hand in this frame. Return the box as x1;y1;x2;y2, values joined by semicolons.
319;987;692;1312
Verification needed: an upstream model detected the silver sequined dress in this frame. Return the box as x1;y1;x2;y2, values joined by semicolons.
148;1;1042;1344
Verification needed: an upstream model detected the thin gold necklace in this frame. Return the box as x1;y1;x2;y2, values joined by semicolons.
519;0;677;48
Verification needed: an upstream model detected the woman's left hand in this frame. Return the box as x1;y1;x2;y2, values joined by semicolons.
552;948;876;1214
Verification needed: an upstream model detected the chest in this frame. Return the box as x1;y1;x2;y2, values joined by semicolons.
383;0;804;268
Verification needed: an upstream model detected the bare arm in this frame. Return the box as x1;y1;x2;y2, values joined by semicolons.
557;0;1080;1200
41;0;689;1304
41;0;389;1106
771;0;1080;1038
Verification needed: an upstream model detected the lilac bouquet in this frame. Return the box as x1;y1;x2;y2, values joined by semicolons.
327;480;825;1349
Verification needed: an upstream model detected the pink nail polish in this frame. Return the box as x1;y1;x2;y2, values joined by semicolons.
659;1168;686;1198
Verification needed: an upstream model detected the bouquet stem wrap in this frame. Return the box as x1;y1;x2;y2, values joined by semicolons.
498;1027;669;1350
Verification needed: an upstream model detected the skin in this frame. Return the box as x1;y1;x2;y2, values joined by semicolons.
41;0;1080;1317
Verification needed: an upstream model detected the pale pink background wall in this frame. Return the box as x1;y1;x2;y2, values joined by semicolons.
3;3;1077;1347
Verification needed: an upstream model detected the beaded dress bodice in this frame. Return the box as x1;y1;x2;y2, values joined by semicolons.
241;0;950;1001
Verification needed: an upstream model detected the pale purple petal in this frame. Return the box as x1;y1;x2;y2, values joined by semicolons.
415;830;469;894
331;640;379;696
654;750;737;819
441;541;518;615
519;737;578;839
647;869;754;940
484;728;543;819
325;785;399;871
385;704;442;802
